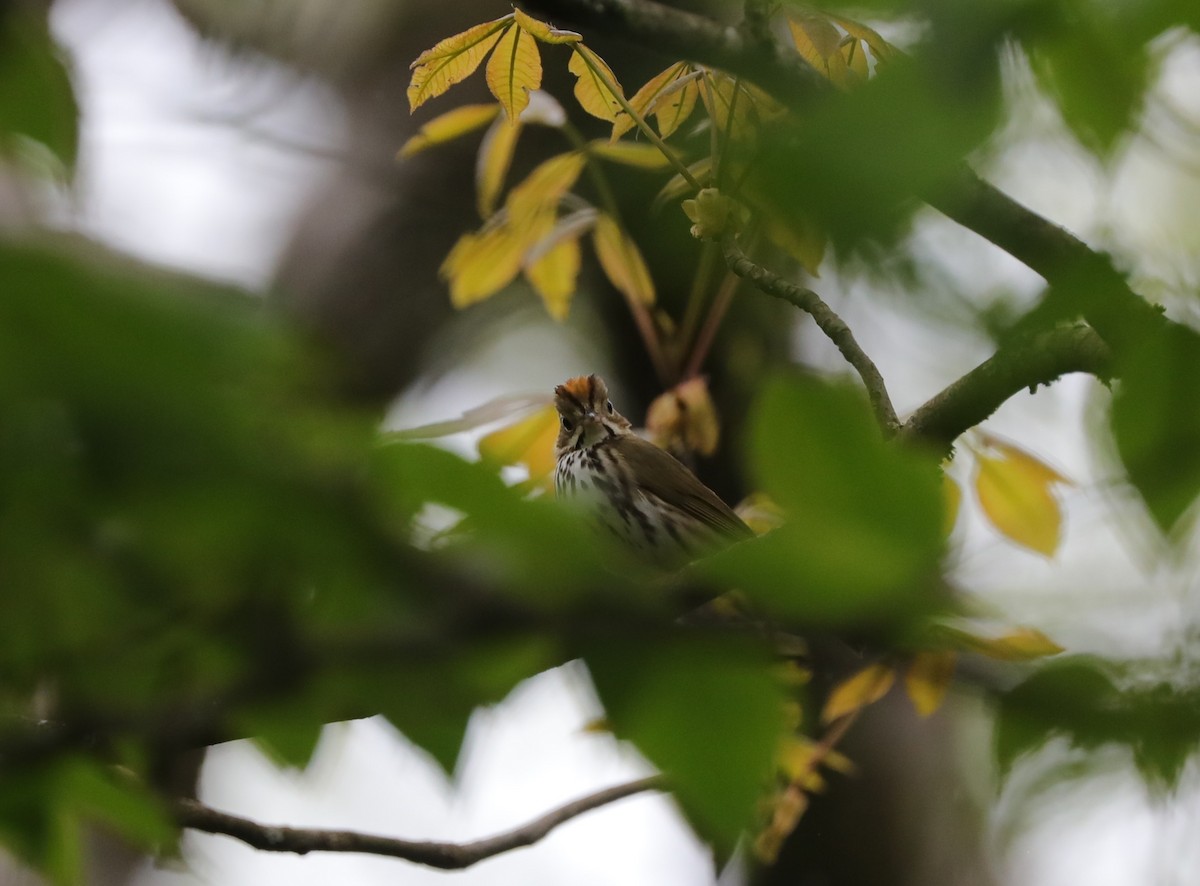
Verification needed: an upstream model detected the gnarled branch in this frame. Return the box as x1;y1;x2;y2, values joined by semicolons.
721;238;899;432
174;775;664;869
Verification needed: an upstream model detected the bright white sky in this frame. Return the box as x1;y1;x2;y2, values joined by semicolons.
45;0;1200;883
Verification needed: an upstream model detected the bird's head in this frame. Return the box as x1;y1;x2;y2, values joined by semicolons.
553;374;632;455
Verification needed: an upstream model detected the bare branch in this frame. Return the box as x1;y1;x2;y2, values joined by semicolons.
721;237;899;433
174;775;665;869
900;324;1112;452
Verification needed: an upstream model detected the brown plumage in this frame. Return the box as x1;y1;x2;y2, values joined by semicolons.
553;374;751;564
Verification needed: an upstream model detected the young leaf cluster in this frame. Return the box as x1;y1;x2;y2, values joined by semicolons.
399;6;897;382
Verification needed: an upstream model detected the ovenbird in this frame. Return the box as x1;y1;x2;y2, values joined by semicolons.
554;374;752;565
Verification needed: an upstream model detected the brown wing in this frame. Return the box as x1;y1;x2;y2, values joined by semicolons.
610;435;753;540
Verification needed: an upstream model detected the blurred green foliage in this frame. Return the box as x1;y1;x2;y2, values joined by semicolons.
0;238;793;873
3;0;1200;880
0;10;77;172
586;633;787;857
1112;323;1200;533
756;50;1002;247
997;657;1200;788
700;375;946;625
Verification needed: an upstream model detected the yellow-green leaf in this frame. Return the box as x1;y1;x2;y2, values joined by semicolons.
841;37;869;83
787;13;849;88
942;473;961;537
828;13;897;63
612;63;678;140
735;492;785;537
652;157;712;209
476;115;522;218
904;651;956;717
975;444;1069;556
568;46;625;122
479;403;560;483
611;62;695;140
391;393;552;440
654;76;699;139
506;151;586;223
407;17;512;112
587;139;673;170
533;206;599;248
821;663;894;724
700;70;782;137
592;214;654;305
486;23;542;123
778;736;822;784
755;785;809;864
513;8;581;44
441;212;553;307
981;435;1071;485
398;103;500;158
525;234;581;321
966;627;1065;661
440;229;515;307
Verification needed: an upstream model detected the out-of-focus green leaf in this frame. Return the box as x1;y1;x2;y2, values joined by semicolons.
375;441;644;601
822;662;895;723
245;711;326;771
996;656;1200;789
585;634;787;856
1111;323;1200;533
1027;7;1148;155
998;657;1200;787
0;759;173;885
698;375;945;624
0;235;682;879
0;11;78;171
56;759;174;851
0;765;71;883
753;50;1000;247
0;240;396;695
314;636;558;774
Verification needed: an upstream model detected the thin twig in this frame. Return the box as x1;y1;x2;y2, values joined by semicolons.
175;776;665;869
721;237;899;432
677;240;722;374
684;266;740;379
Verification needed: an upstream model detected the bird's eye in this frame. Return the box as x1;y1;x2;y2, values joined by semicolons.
606;400;614;414
561;416;574;431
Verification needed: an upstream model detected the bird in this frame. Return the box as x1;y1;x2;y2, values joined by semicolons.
553;374;753;566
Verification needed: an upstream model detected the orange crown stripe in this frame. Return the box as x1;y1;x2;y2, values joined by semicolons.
558;375;596;400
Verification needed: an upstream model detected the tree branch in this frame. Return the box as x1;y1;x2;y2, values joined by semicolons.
929;169;1162;351
900;324;1112;451
721;237;899;432
174;776;664;869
